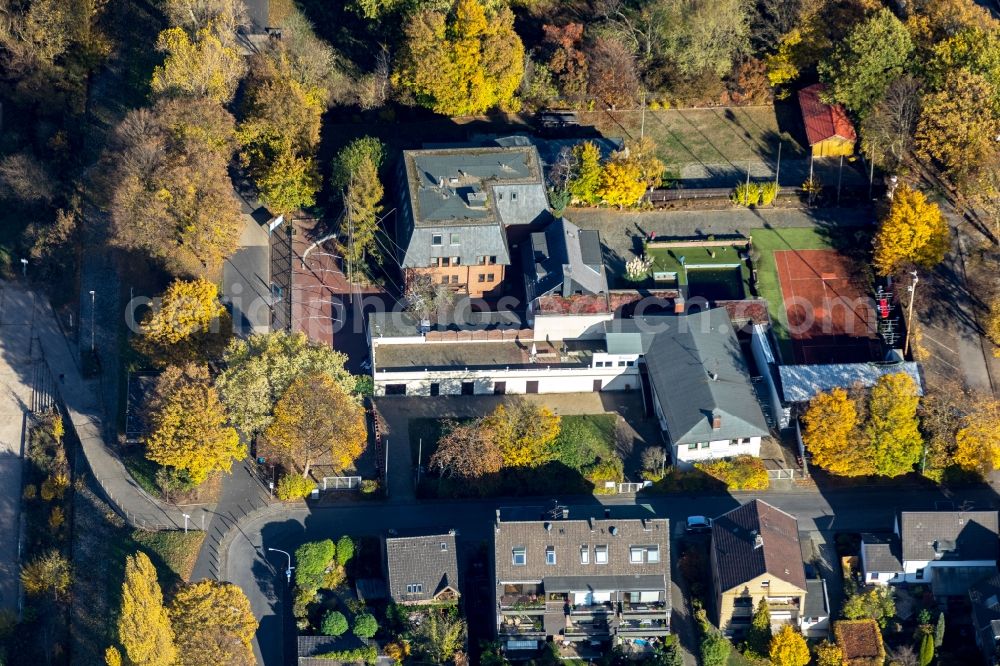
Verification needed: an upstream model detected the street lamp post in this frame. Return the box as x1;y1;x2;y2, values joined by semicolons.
267;547;294;583
904;271;919;358
89;290;96;352
182;513;190;534
20;258;27;277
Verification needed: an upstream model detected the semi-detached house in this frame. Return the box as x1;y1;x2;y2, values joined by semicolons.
492;508;670;658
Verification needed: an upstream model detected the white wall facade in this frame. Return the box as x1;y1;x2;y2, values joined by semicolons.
373;366;640;397
900;559;996;584
672;438;762;469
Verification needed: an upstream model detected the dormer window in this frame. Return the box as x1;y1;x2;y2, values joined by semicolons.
545;547;556;565
580;546;589;564
595;545;608;564
512;547;526;566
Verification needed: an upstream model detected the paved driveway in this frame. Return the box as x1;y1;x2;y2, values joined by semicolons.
0;285;48;613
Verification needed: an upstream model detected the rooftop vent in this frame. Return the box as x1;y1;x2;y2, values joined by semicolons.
712;413;722;430
753;531;763;549
609;526;618;536
544;522;552;532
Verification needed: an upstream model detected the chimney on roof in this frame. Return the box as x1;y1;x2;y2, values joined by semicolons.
610;526;618;536
438;177;445;188
588;517;595;532
753;531;763;549
604;508;611;519
544;522;552;532
495;509;501;532
712;412;722;430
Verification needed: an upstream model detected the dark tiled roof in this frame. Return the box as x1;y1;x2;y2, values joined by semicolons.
385;532;459;603
900;511;999;562
712;499;806;592
607;310;769;445
525;218;607;299
798;83;857;145
494;516;669;590
860;533;902;572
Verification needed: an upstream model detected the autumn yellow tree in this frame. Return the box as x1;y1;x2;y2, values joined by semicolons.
482;399;561;468
136;277;231;365
394;0;524;115
987;297;1000;357
105;646;123;666
916;69;1000;186
598;159;646;209
866;372;923;477
873;185;949;276
144;364;244;485
264;372;367;478
169;580;257;666
20;549;71;600
151;26;245;104
119;552;176;666
625;136;667;190
813;640;844;666
954;396;1000;475
770;625;810;666
802;388;873;476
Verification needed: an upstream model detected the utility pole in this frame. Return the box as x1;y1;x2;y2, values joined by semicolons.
904;271;919;357
774;142;782;188
640;89;646;139
384;438;389;498
746;158;752;188
89;290;96;352
836;155;844;205
417;438;423;485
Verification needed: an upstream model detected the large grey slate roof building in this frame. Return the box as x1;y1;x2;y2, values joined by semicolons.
396;146;548;297
492;508;670;656
605;309;770;467
384;531;460;605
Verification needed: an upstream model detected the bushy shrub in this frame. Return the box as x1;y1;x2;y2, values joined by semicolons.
759;181;778;206
336;536;355;566
321;610;348;637
360;479;378;495
695;455;769;491
276;474;315;501
353;612;379;639
731;182;762;207
584;458;624;494
315;646;378;664
625;254;654;282
294;539;336;591
641;446;666;472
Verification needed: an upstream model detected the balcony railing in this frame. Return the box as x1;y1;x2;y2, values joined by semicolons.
499;616;545;636
570;602;615;616
621;602;667;615
500;594;545;611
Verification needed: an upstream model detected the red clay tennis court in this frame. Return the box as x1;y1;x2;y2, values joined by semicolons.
774;249;879;364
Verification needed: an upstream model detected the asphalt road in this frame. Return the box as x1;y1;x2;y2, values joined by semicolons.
228;484;1000;665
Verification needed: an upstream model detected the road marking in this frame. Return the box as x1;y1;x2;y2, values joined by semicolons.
929;353;960;371
923;332;957;354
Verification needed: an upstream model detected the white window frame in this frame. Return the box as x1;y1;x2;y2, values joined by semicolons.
545;547;556;565
630;547;644;564
647;545;660;563
580;546;589;564
513;547;526;566
595;545;608;564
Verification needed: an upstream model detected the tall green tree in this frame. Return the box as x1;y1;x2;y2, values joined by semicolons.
566;141;602;205
746;598;772;656
818;8;913;114
119;552;176;666
650;0;751;78
918;632;934;666
866;373;923;477
216;331;356;435
335;138;385;267
393;0;524;115
151;26;245;104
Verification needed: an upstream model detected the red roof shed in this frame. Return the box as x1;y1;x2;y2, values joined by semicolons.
798;84;856;157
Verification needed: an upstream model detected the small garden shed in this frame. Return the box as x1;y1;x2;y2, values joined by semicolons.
798;83;856;158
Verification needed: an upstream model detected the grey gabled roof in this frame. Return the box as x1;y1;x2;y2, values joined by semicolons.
608;309;769;445
493;516;669;593
399;223;511;269
900;511;999;563
712;500;806;593
525;218;608;298
860;533;902;573
779;362;923;403
385;532;460;603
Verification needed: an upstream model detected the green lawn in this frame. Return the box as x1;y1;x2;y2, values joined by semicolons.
131;529;206;584
748;227;835;361
579;105;807;169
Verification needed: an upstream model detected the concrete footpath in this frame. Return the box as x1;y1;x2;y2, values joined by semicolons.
4;282;206;530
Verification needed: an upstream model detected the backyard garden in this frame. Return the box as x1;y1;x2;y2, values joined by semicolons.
410;401;629;499
293;537;468;664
